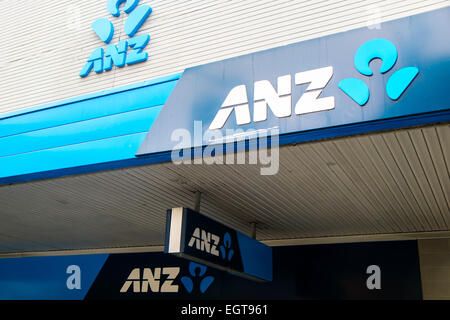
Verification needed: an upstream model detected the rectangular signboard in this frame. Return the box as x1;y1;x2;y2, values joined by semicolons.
137;7;450;157
165;207;273;282
0;241;422;300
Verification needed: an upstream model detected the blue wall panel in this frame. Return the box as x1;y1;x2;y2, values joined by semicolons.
0;78;177;139
0;255;109;300
0;106;162;158
0;74;181;184
0;133;147;179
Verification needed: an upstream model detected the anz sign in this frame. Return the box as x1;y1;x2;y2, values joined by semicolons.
120;267;180;293
80;0;152;78
136;8;448;157
209;39;419;131
165;208;273;282
187;228;235;262
209;67;335;130
120;262;215;294
188;228;221;257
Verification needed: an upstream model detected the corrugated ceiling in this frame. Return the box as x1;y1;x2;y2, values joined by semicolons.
0;123;448;253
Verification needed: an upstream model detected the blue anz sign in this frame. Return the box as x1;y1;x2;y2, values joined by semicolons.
137;8;450;156
0;241;422;300
79;0;152;78
165;207;273;282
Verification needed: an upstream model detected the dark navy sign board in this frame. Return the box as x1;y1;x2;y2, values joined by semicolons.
0;241;422;300
165;207;272;282
137;7;450;156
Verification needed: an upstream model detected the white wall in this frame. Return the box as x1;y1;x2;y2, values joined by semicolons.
0;0;448;115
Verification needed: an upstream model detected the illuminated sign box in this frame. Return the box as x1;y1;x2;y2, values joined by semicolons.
165;207;273;282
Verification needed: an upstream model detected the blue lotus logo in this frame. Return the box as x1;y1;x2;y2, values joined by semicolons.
180;262;215;294
339;39;419;106
79;0;152;78
219;232;234;261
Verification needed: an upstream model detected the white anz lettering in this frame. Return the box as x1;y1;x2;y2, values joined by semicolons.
188;228;220;256
120;267;180;293
209;66;334;130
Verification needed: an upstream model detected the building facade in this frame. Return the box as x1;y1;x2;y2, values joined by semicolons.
0;0;449;300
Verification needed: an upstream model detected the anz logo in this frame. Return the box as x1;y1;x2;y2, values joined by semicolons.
80;0;152;78
188;228;220;257
339;39;419;105
120;262;215;294
188;229;235;262
209;38;419;130
219;232;234;261
120;267;179;293
181;262;215;294
209;66;334;130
